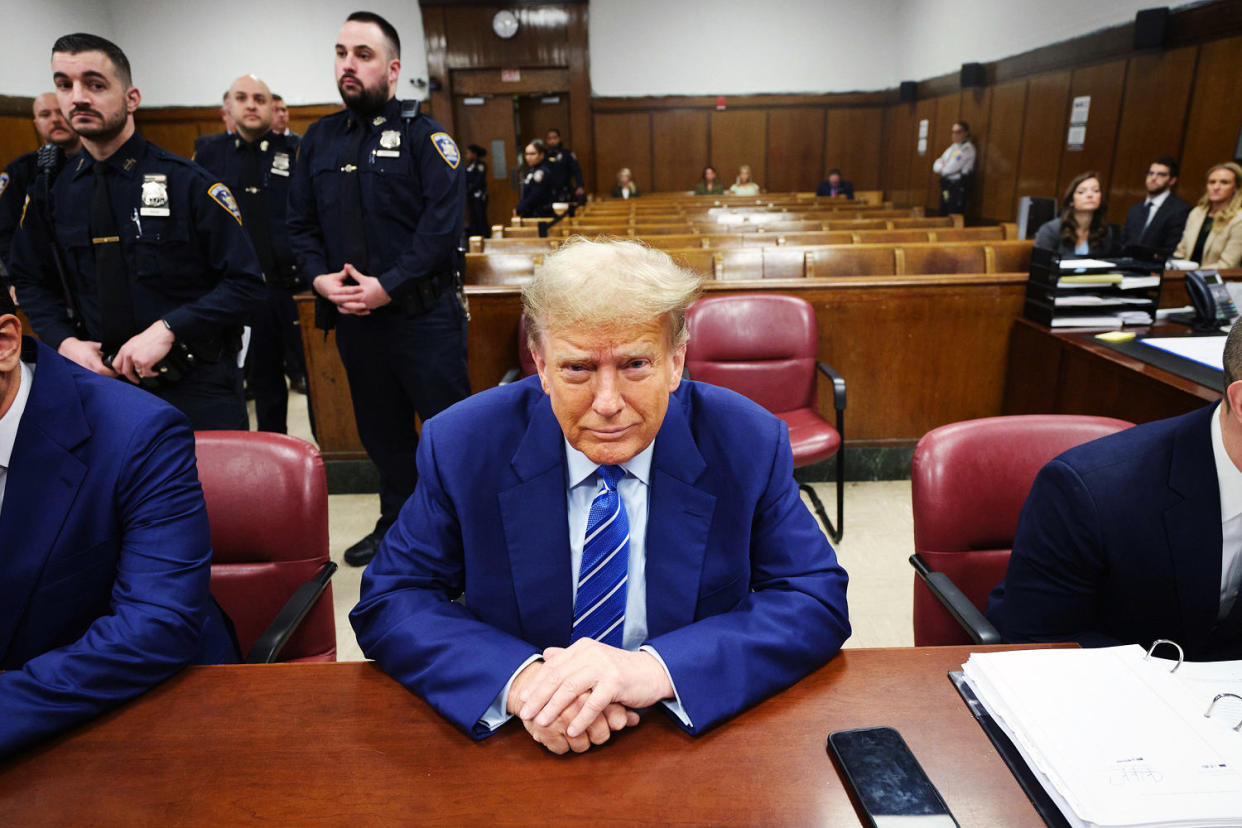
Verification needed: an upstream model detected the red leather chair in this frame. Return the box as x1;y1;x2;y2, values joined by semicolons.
685;294;845;541
196;431;338;662
910;415;1132;646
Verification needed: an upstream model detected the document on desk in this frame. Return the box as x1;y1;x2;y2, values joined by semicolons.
1139;335;1227;371
961;646;1242;828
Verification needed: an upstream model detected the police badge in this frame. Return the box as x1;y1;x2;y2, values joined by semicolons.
375;129;402;158
140;173;170;216
271;152;290;177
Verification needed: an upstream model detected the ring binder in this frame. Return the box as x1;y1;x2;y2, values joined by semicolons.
1144;638;1184;672
1204;692;1242;732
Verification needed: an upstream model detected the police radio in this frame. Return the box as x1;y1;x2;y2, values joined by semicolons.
35;142;87;338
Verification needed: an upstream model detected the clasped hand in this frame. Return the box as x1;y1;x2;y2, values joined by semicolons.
507;639;674;754
59;320;174;384
313;263;390;315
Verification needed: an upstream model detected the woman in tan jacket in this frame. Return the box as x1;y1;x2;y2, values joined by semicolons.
1173;161;1242;268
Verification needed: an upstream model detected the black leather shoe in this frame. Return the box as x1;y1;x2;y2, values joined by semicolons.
289;374;309;395
344;529;385;567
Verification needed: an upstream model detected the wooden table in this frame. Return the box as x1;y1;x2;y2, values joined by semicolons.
0;646;1053;826
1004;317;1220;423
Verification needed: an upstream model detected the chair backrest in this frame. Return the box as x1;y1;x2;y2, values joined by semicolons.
900;243;987;275
685;294;818;413
910;415;1133;646
197;431;336;661
990;241;1034;273
464;252;539;285
762;247;807;279
807;245;897;276
713;248;764;280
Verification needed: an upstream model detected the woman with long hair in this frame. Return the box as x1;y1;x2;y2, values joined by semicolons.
1033;171;1116;257
728;164;760;196
1173;161;1242;268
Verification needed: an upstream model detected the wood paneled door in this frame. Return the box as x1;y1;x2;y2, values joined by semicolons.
454;95;519;225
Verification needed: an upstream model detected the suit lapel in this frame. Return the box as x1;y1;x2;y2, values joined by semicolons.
497;395;574;647
0;339;90;658
644;388;717;638
1163;406;1222;649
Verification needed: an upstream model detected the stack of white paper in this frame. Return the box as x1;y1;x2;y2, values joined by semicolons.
963;646;1242;828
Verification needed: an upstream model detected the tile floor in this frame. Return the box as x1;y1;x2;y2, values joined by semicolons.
268;389;916;662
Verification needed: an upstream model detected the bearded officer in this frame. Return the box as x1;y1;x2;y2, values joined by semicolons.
9;33;265;431
194;74;306;434
288;11;470;567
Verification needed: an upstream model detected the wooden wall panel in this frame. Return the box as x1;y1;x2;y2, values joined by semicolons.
1180;35;1242;202
882;103;915;204
957;87;991;222
0;116;38;171
766;108;825;193
1057;60;1126;196
440;5;570;69
651;110;708;192
1106;46;1198;224
710;109;768;191
1016;70;1070;202
593;111;652;194
824;107;883;190
978;80;1026;221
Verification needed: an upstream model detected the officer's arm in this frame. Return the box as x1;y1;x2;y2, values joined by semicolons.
161;181;266;342
568;153;584;190
286;134;331;280
375;130;464;297
8;188;79;349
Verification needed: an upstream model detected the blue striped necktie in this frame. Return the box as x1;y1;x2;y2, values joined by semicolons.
572;465;629;647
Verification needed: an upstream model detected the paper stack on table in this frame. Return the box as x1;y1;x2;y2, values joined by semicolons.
962;646;1242;828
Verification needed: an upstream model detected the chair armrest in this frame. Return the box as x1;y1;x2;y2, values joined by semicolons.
908;553;1003;645
816;361;846;412
498;367;521;386
245;561;339;664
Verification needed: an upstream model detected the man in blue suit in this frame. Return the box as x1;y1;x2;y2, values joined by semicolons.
0;280;235;758
815;169;854;199
988;324;1242;660
352;238;850;754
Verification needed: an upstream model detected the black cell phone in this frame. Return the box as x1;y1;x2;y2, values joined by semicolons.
827;726;959;828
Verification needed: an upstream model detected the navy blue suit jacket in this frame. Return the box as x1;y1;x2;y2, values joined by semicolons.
351;376;850;737
987;405;1235;660
0;338;235;756
1120;194;1192;257
816;179;854;199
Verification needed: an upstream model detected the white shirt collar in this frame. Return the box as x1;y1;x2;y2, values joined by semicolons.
1147;189;1171;210
1210;403;1242;523
0;358;34;471
565;436;655;489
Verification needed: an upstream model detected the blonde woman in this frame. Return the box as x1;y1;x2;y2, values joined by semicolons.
1173;161;1242;268
610;167;639;199
729;165;760;196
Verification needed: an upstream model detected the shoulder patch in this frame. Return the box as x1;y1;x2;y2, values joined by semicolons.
0;172;9;198
533;169;545;183
430;132;460;169
208;182;244;226
18;194;28;227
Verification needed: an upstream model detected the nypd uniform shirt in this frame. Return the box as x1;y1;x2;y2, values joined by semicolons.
192;131;300;281
545;144;583;193
0;151;41;269
287;96;465;298
8;132;266;351
515;160;554;218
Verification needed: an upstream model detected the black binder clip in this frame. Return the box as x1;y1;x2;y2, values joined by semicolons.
1144;639;1184;673
1203;693;1242;732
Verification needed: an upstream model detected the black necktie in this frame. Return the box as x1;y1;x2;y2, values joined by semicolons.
91;162;136;354
240;141;276;278
339;121;368;275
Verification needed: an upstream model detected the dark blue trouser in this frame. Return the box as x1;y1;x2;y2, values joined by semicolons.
153;355;248;431
334;289;470;527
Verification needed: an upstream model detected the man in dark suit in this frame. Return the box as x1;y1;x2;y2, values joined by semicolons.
987;323;1242;660
0;280;235;757
1119;155;1192;257
816;168;854;199
351;238;850;754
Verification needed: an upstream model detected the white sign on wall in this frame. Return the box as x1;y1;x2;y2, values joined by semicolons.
1068;95;1090;150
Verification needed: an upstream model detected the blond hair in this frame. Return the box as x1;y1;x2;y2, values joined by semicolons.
522;237;702;351
1198;161;1242;225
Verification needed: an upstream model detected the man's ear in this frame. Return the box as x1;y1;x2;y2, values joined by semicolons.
530;340;551;395
0;314;23;374
1226;381;1242;421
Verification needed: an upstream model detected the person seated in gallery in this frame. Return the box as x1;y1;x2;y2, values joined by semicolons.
1032;171;1117;258
1172;162;1242;269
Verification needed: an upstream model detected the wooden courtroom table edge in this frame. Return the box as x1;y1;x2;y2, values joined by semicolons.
0;644;1068;826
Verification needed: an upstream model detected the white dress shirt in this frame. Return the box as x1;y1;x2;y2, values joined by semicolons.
932;140;976;179
0;359;34;514
1143;189;1172;230
479;437;691;731
1210;403;1242;619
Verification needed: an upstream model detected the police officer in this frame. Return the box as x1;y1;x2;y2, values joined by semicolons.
544;127;584;203
932;120;976;216
194;74;306;434
288;11;470;567
464;143;489;238
10;33;265;431
514;139;554;218
0;92;82;269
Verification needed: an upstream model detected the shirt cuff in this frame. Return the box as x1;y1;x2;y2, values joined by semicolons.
477;654;542;732
640;644;692;727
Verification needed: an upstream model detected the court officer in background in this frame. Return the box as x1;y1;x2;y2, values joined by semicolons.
9;33;265;431
544;127;584;203
932;120;975;216
195;73;306;434
0;92;83;270
288;11;470;567
0;277;236;759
